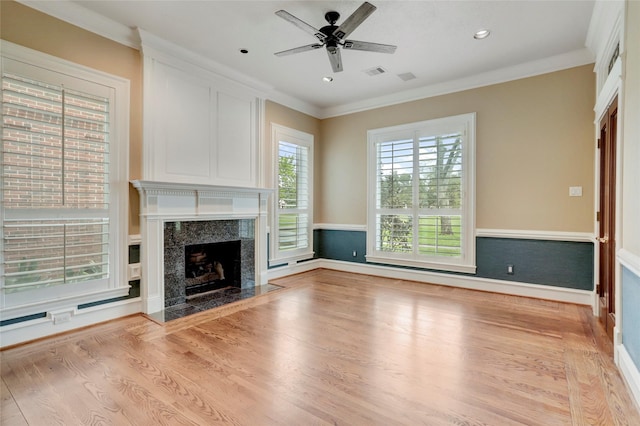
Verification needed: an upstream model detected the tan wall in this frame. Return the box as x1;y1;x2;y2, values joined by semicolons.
318;65;596;232
264;101;321;217
1;1;143;234
622;0;640;256
2;1;596;235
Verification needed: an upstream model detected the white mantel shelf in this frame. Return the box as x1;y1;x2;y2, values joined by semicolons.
132;180;273;196
132;180;272;314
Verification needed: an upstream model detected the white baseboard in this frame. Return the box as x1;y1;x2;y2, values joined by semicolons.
267;259;322;280
268;259;593;306
0;298;142;348
3;256;595;348
617;344;640;411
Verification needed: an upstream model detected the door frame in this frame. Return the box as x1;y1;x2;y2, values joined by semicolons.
593;75;623;346
597;96;618;340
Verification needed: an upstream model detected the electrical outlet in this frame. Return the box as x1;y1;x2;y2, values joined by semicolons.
128;263;141;280
507;264;514;275
352;250;357;257
48;308;75;325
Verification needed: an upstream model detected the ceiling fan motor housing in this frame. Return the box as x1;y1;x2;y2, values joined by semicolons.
325;11;340;25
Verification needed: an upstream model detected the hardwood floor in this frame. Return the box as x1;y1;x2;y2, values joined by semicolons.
2;269;639;425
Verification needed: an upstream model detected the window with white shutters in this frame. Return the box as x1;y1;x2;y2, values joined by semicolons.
271;124;313;264
1;42;129;315
367;113;476;273
2;74;110;288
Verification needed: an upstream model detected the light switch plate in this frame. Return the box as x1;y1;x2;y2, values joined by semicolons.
569;186;583;197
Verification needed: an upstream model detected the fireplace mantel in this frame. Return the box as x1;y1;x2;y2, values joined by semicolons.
132;180;272;314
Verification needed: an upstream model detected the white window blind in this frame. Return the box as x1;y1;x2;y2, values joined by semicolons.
2;73;110;292
367;113;476;273
271;124;314;264
278;141;309;251
0;42;129;318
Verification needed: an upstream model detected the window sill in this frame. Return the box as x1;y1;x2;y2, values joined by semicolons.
365;255;476;274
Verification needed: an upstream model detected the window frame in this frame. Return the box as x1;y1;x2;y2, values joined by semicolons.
366;113;476;273
270;123;314;265
1;41;130;318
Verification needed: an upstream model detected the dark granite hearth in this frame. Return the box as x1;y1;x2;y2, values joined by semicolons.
148;283;282;323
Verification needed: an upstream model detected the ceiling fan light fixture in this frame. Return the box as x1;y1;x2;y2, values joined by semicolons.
473;29;491;40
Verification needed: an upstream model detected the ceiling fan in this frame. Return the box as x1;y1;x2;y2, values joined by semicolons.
274;1;397;73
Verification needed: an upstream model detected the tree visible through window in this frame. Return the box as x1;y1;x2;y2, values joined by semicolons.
367;113;476;273
271;124;313;264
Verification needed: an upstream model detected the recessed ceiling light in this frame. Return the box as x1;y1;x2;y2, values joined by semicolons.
322;76;333;83
239;48;249;54
474;29;491;40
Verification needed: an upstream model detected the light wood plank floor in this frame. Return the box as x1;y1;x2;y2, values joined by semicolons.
2;269;639;425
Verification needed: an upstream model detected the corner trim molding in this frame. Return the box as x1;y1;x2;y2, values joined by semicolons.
267;259;593;306
128;234;142;245
313;223;367;232
476;228;595;243
312;225;596;243
618;249;640;278
616;344;640;412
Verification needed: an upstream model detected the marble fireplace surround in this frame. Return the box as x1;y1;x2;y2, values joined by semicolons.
132;180;272;315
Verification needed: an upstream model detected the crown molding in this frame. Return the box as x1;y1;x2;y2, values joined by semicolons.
318;48;595;119
17;0;321;116
585;0;624;62
18;0;139;48
19;0;596;120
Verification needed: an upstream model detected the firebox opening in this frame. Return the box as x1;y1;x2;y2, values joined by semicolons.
184;240;241;297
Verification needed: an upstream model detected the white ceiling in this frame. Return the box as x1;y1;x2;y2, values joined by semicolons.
25;1;596;118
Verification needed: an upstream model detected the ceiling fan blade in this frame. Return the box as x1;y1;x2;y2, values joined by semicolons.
275;44;324;57
326;46;343;73
275;10;326;42
332;1;377;40
343;40;397;54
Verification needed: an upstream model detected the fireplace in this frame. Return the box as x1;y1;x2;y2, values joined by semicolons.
164;219;255;308
132;180;272;315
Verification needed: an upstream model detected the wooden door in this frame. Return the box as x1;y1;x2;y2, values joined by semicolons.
598;96;617;340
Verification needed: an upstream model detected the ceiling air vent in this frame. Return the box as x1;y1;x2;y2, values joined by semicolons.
397;72;416;82
364;66;387;76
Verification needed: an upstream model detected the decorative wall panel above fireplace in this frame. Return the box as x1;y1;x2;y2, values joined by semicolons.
139;29;265;188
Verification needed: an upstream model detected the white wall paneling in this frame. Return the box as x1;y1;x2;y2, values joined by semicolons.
139;29;262;188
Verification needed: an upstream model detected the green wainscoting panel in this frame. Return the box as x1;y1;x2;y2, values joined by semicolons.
314;230;594;290
475;237;593;290
315;229;367;263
